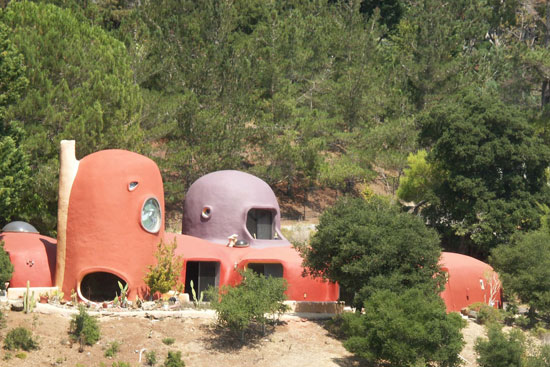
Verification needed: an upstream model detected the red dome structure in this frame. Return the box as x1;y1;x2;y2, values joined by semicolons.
1;229;56;288
440;252;501;312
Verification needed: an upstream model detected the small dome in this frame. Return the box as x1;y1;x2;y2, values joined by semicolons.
182;170;289;248
1;221;39;234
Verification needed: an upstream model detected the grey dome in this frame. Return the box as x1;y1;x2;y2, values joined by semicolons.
1;221;39;234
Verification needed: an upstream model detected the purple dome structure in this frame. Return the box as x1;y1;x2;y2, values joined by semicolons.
182;170;290;248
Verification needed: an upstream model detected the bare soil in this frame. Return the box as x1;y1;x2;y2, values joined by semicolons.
0;304;490;367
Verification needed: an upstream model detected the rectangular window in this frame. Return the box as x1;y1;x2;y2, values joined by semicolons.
247;263;283;278
246;209;274;239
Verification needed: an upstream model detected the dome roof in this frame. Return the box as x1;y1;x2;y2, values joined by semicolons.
1;221;39;234
182;170;289;248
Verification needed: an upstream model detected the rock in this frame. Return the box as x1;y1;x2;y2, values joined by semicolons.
142;301;156;311
11;301;24;311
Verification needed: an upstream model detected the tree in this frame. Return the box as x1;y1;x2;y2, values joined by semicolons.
344;288;465;367
491;230;550;317
0;240;14;290
475;324;524;367
302;196;442;307
417;88;550;257
1;1;143;235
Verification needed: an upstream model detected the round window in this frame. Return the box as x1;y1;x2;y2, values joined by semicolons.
141;197;161;233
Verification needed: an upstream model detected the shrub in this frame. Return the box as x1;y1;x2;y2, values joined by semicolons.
104;341;121;358
469;302;502;325
161;337;175;346
163;351;185;367
0;310;6;329
70;305;100;345
475;324;525;367
0;241;14;290
205;269;288;341
145;350;157;366
144;239;183;297
525;345;550;367
344;288;465;367
3;327;39;351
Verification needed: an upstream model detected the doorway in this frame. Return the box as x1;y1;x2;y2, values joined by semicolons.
80;272;127;302
184;261;220;301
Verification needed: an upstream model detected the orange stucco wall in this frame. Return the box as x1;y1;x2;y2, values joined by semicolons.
440;252;501;312
1;232;56;287
166;233;339;302
62;150;164;301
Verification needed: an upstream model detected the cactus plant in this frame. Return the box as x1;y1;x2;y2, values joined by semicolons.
23;281;36;314
189;280;203;307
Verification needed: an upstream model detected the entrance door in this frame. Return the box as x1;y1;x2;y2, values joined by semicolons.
184;261;219;301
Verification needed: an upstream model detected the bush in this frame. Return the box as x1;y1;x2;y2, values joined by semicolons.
0;310;6;329
70;305;100;345
469;302;502;325
205;269;288;341
162;337;175;346
302;196;443;308
525;345;550;367
343;288;465;367
104;341;121;357
145;350;157;366
0;241;14;290
475;324;525;367
144;239;183;297
163;351;185;367
3;327;39;351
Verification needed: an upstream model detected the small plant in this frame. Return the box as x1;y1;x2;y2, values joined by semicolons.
111;362;131;367
15;352;27;359
145;350;157;366
2;352;12;360
23;280;36;313
50;289;64;304
161;337;175;346
163;351;185;367
144;239;183;299
118;281;129;307
0;309;6;329
189;280;203;307
3;327;39;351
70;289;78;304
104;341;121;358
70;305;100;348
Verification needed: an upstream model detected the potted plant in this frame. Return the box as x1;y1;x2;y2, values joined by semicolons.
39;292;49;304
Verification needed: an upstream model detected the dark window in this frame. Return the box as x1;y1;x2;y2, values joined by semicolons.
246;209;274;239
247;263;283;278
184;261;220;301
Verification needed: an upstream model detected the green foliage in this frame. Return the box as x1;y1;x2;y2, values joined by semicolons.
491;230;550;315
343;288;465;367
0;241;13;290
468;302;502;325
144;239;183;297
3;327;39;351
111;362;130;367
163;351;184;367
69;305;100;346
0;1;143;235
0;309;6;329
418;88;550;256
302;196;442;308
145;350;157;366
397;149;443;204
475;324;525;367
205;269;288;340
104;341;121;358
161;338;175;346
